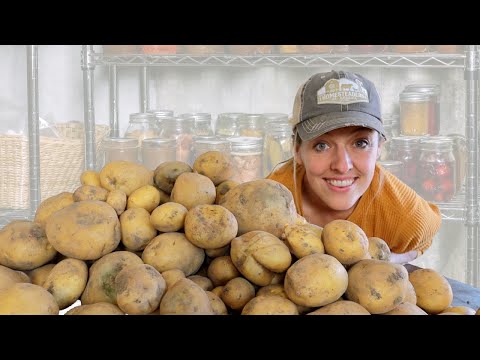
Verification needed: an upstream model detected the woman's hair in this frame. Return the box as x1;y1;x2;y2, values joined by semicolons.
292;128;385;220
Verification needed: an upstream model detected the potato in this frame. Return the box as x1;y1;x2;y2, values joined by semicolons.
382;302;428;315
207;256;240;287
345;259;409;314
284;253;348;308
42;258;88;310
221;277;256;311
211;286;224;298
193;151;235;185
80;170;101;187
184;204;238;249
159;278;213;315
219;179;298;238
115;264;166;315
368;237;391;261
206;291;228;315
120;208;157;251
161;269;186;290
0;220;57;271
322;219;369;265
154;161;192;194
440;306;476;315
283;223;324;259
205;245;230;258
187;275;213;291
142;232;205;276
106;189;127;216
73;185;109;202
230;231;291;286
127;185;161;213
307;300;370;315
0;283;59;315
26;264;56;287
34;192;75;231
45;200;120;261
0;264;31;291
81;251;144;305
150;202;188;233
65;302;124;315
404;280;417;305
241;295;299;315
409;268;453;314
215;180;239;205
99;160;153;196
170;172;216;210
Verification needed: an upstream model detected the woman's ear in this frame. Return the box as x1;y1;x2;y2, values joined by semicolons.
294;142;304;166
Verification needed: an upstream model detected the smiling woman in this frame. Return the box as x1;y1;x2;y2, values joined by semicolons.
267;70;442;264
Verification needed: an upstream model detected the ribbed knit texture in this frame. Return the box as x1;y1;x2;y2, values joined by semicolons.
266;158;441;254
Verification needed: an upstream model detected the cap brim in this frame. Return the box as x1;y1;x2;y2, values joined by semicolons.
296;111;386;142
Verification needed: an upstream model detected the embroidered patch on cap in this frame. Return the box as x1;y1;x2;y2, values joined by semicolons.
317;78;369;105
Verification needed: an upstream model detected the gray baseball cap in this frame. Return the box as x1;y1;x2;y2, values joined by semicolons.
291;70;385;142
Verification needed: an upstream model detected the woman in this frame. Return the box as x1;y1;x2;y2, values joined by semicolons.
267;70;441;264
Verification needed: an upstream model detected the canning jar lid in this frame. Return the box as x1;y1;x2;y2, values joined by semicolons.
142;138;176;148
227;136;264;151
404;84;441;96
391;136;421;146
147;109;174;117
399;91;432;102
103;137;139;148
237;114;265;126
262;113;289;124
378;160;404;168
419;137;453;151
129;112;156;123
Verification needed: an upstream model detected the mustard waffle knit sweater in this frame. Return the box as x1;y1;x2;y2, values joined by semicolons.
266;159;441;254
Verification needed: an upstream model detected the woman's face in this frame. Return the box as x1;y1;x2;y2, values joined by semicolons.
295;126;383;212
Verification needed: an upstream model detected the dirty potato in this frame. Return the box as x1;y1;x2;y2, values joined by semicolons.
99;160;153;196
80;170;101;187
120;208;157;251
127;185;161;213
193;151;235;185
106;189;127;216
73;185;109;202
154;161;192;194
150;202;188;233
34;192;75;231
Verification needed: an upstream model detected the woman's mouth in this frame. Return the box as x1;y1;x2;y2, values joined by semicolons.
325;178;356;188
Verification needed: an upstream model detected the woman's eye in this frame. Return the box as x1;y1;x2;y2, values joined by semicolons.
355;139;369;148
314;142;329;151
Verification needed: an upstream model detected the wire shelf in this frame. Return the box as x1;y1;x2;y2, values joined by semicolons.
92;52;466;68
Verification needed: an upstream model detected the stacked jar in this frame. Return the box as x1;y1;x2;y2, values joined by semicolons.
236;114;266;138
377;160;405;178
417;137;457;202
124;113;160;142
228;136;264;183
263;121;293;176
102;137;140;166
190;113;214;136
389;136;422;190
192;136;230;160
142;138;176;170
159;116;195;165
215;113;245;139
399;92;431;136
446;133;467;193
403;84;440;135
379;113;400;161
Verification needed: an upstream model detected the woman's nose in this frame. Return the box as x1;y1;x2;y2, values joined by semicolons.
331;146;353;173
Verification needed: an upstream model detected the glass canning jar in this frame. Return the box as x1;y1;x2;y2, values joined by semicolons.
159;116;195;165
417;137;456;202
389;136;421;190
377;160;405;179
124;112;159;142
215;113;245;138
102;137;140;166
380;114;400;161
228;136;264;183
399;92;431;136
404;84;440;135
192;137;230;160
236;114;266;138
446;133;467;193
141;138;177;170
190;113;213;136
264;122;294;176
262;113;289;126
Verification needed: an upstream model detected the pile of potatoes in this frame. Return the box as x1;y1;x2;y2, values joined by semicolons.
0;151;478;315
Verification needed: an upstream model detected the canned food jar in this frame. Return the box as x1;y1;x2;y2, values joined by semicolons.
417;137;456;202
160;116;195;165
142;138;176;170
262;113;289;126
389;136;421;189
377;160;405;178
236;114;266;138
228;136;264;183
277;45;299;54
381;113;401;160
215;113;245;138
190;113;213;136
192;137;230;160
124;112;160;143
264;122;294;175
446;133;467;193
399;92;431;136
103;137;140;165
404;84;440;135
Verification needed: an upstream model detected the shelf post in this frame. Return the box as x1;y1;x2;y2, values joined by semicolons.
81;45;97;170
140;66;149;112
109;65;119;137
26;45;40;217
464;45;480;287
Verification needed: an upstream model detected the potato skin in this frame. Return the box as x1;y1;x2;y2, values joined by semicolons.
241;295;299;315
106;189;127;216
34;192;75;231
159;278;213;315
154;161;192;194
150;202;188;233
99;160;153;196
120;208;157;251
127;185;161;213
0;264;31;291
65;302;124;315
408;268;453;314
0;283;59;315
193;151;235;185
73;185;109;202
170;172;216;210
307;300;370;315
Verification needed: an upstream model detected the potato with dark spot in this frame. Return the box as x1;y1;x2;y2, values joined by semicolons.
193;151;235;185
215;180;239;205
368;237;391;261
283;223;325;259
99;160;153;196
205;245;230;258
440;306;476;315
0;220;57;271
0;283;59;315
206;291;228;315
142;232;205;276
241;295;299;315
187;275;213;291
382;302;428;315
66;302;124;315
81;251;144;305
307;300;370;315
161;269;186;289
408;268;453;314
221;277;255;311
184;204;238;249
207;256;240;287
150;202;188;232
106;189;127;216
345;259;409;314
115;264;166;315
322;219;369;266
26;264;56;287
45;200;120;261
80;170;101;187
0;264;31;291
127;185;161;213
120;208;157;251
154;161;192;194
42;258;88;310
34;192;75;231
170;172;216;210
404;280;417;305
159;278;213;315
211;286;224;298
73;185;109;202
284;253;348;308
